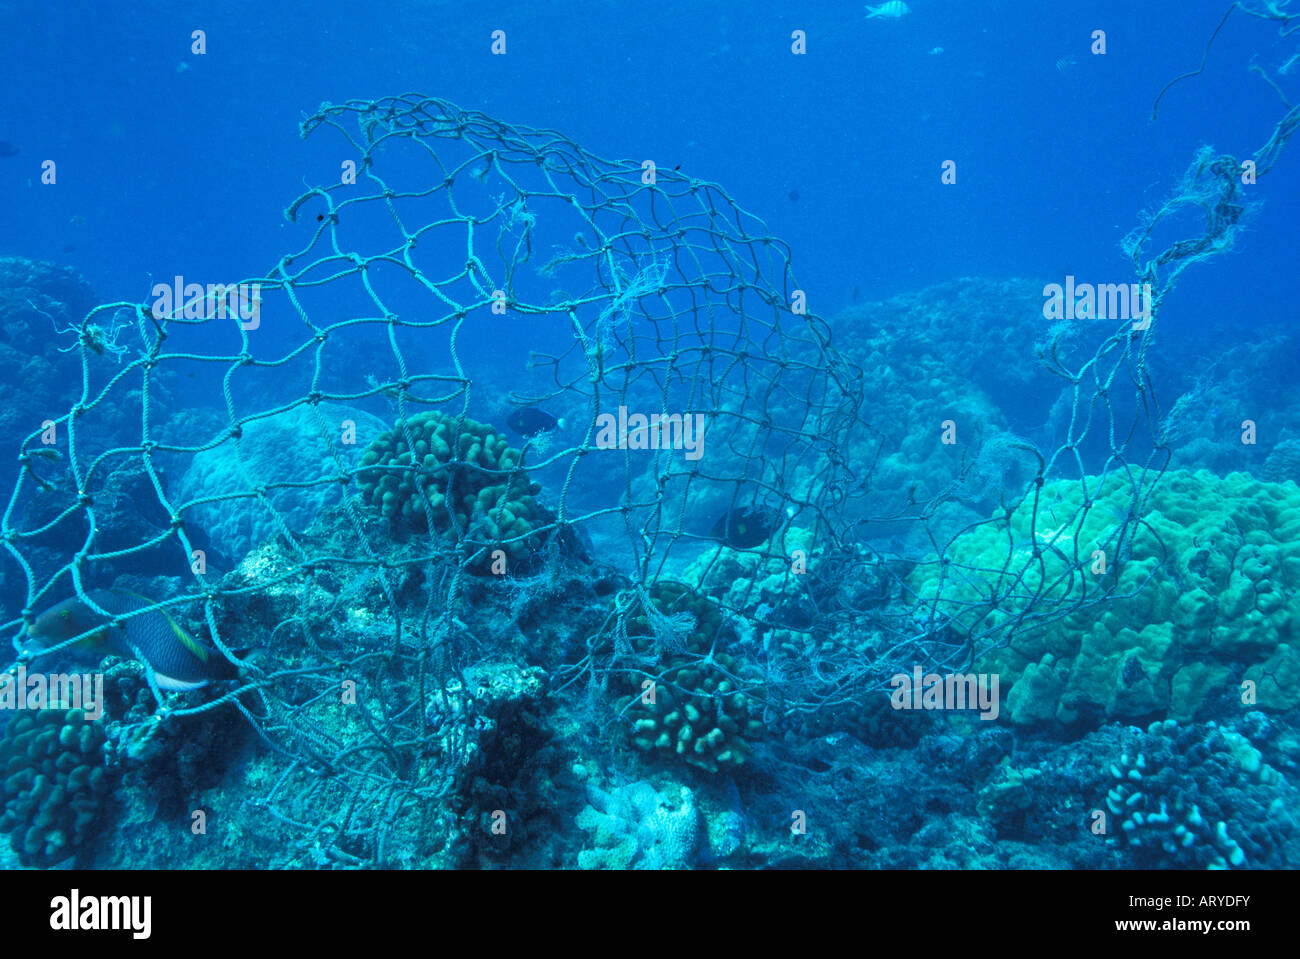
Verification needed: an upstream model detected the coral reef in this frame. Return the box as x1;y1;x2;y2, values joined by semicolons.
717;711;1298;869
445;661;568;867
682;526;820;625
98;657;251;820
1149;334;1300;481
0;258;99;447
678;530;932;747
833;279;1051;537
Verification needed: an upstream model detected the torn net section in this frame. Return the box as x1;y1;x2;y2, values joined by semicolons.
2;88;1291;864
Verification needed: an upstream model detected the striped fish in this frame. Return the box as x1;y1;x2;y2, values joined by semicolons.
865;1;910;19
26;589;240;690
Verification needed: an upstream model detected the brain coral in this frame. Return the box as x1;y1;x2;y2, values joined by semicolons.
910;469;1300;728
357;410;546;570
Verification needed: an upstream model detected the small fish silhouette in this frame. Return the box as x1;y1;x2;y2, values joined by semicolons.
709;506;780;549
505;406;562;437
865;1;910;19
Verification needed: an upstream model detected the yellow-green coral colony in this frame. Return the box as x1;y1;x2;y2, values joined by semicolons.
0;708;112;867
356;411;545;566
910;469;1300;727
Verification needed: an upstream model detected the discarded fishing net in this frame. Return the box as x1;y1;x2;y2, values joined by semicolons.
1;81;1293;864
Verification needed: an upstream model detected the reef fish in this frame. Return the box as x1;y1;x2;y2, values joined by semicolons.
709;507;780;549
26;589;238;690
865;1;910;19
505;406;562;437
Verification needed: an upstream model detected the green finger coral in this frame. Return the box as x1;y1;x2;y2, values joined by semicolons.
910;469;1300;728
356;410;547;571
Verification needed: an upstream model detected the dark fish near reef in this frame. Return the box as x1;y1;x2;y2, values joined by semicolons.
0;141;18;158
505;407;563;437
26;590;240;690
709;506;780;549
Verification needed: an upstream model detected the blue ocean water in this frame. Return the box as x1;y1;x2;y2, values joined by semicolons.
0;1;1296;871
